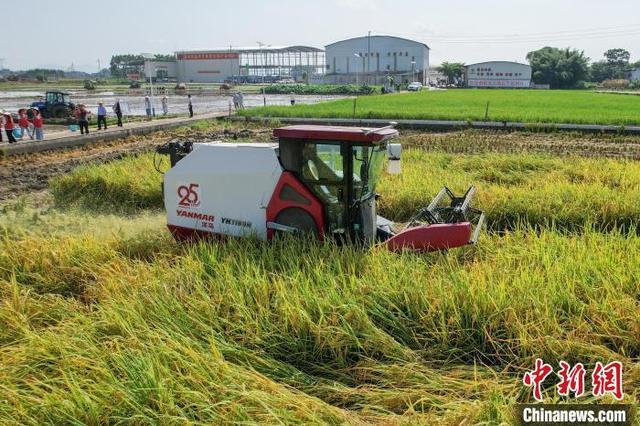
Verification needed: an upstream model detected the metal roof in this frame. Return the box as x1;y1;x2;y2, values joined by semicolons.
326;35;429;50
465;60;531;68
175;46;324;54
273;125;398;144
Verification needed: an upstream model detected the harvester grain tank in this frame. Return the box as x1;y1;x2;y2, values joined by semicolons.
156;125;484;252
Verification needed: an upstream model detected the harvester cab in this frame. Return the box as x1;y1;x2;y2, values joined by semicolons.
156;124;484;252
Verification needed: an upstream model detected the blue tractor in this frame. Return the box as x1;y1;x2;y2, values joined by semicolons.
31;91;75;119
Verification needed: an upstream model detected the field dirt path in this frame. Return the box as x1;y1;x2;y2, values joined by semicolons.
3;128;640;203
402;130;640;159
0;127;272;202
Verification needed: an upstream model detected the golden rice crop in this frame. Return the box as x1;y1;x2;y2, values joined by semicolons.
0;223;638;423
3;129;639;424
50;148;640;233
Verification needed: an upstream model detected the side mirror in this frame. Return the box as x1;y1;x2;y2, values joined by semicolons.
387;143;402;174
387;143;402;160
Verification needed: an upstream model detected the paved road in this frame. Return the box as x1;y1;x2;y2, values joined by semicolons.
1;112;227;155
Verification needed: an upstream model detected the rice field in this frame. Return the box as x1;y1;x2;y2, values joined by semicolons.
240;89;640;126
51;146;640;233
1;127;639;424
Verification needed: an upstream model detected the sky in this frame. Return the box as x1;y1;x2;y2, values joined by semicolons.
2;0;639;71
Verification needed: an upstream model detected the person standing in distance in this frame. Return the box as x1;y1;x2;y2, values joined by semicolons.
33;108;45;140
161;96;168;115
2;110;17;143
97;102;108;130
18;109;33;140
187;94;193;118
113;99;123;127
144;96;152;120
75;105;91;135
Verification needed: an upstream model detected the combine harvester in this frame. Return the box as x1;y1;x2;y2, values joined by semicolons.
156;124;484;252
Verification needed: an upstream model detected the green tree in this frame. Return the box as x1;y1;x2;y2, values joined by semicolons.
603;48;631;79
588;49;635;82
526;47;589;89
437;62;465;85
589;61;611;82
604;48;630;66
110;54;144;78
153;54;176;62
109;54;174;78
18;69;66;80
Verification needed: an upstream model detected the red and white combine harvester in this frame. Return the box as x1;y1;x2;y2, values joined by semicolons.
156;124;484;252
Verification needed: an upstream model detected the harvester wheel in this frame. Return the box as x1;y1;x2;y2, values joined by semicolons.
274;208;318;237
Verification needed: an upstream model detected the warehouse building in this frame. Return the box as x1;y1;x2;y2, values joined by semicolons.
145;47;325;83
626;68;640;81
174;50;239;83
465;61;532;88
144;59;177;80
324;35;430;85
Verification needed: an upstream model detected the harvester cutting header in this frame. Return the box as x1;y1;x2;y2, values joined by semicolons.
156;124;484;252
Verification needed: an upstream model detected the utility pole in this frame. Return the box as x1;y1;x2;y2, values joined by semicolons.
367;30;371;85
142;53;155;117
257;41;266;83
229;45;233;81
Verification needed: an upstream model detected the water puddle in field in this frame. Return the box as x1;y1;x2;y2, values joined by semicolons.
0;92;343;116
0;90;44;99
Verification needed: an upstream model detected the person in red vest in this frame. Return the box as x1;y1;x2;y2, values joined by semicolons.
2;110;17;143
18;108;34;140
32;108;44;140
74;104;91;135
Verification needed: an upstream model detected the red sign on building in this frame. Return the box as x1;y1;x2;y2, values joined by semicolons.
177;53;239;60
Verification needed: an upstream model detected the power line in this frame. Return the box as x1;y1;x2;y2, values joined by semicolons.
407;24;640;44
429;32;640;45
427;23;640;38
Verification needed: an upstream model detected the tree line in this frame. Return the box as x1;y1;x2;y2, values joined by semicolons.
109;54;175;78
438;48;640;89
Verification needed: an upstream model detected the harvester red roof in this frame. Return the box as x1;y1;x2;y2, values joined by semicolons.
273;125;398;144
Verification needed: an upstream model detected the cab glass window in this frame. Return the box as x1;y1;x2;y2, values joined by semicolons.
302;143;343;182
352;144;386;200
301;142;345;231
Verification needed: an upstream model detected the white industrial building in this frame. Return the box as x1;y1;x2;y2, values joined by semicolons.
627;68;640;81
144;59;177;80
175;50;240;83
465;61;532;88
324;35;430;85
145;47;325;83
